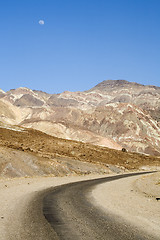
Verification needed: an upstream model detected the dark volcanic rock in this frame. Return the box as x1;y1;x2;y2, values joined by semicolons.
88;80;143;92
47;95;79;107
14;94;44;107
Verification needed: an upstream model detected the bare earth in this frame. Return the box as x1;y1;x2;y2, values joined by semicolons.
0;173;159;239
0;175;103;240
92;172;160;239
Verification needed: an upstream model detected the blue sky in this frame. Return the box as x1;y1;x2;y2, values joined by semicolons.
0;0;160;93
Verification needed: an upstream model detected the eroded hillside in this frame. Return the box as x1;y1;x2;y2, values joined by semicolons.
0;126;159;179
0;80;160;155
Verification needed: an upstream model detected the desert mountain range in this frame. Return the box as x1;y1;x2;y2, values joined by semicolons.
0;80;160;155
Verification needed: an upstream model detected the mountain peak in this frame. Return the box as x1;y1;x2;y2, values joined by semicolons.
96;79;142;87
88;79;146;92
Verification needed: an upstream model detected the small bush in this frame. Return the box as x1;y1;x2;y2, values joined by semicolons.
122;148;127;152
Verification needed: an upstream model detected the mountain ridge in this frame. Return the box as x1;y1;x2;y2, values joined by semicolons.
0;80;160;155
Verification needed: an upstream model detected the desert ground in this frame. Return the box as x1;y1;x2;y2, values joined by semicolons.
0;123;159;239
0;172;159;239
92;172;160;239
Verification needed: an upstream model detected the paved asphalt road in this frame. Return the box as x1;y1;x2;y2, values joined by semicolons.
43;172;157;240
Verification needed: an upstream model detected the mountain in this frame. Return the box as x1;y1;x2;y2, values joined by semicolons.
0;80;160;155
89;80;160;123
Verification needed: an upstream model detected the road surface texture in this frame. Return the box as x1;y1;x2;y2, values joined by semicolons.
43;172;157;240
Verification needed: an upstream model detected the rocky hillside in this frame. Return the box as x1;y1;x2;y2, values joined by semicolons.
0;80;160;155
89;80;160;123
0;126;159;178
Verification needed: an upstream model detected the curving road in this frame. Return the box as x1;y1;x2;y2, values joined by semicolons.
43;172;157;240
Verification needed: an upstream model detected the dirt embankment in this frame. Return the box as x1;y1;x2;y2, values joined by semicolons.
0;145;110;178
0;127;160;174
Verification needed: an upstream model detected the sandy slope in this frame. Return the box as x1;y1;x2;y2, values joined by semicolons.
92;172;160;239
0;173;159;239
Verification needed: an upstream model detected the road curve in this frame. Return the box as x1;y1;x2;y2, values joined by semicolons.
43;172;157;240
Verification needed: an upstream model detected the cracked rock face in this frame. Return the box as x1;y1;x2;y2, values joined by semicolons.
0;80;160;155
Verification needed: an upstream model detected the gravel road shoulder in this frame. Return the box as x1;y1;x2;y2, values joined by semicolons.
91;172;160;239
